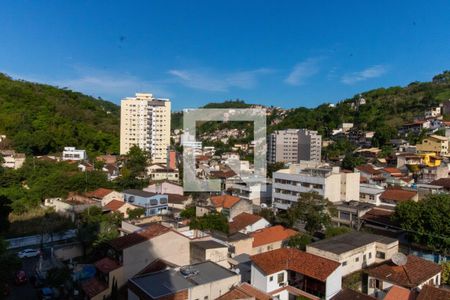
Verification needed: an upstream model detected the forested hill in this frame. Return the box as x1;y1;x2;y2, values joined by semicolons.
0;73;120;155
272;71;450;137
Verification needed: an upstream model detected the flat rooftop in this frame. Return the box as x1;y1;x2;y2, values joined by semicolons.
129;261;238;299
308;232;397;255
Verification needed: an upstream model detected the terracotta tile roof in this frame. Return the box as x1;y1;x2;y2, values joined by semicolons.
362;208;398;227
94;257;121;274
331;288;376;300
384;285;416;300
367;255;441;288
251;248;340;282
108;223;172;250
430;178;450;188
81;277;108;298
356;164;382;175
229;212;263;233
103;199;124;211
382;167;402;174
417;285;450;300
211;195;241;209
210;170;237;179
380;188;417;202
251;225;297;247
216;282;272;300
167;193;188;204
85;188;114;199
269;285;320;299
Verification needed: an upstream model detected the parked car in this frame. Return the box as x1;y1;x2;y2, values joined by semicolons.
17;248;41;258
15;270;27;285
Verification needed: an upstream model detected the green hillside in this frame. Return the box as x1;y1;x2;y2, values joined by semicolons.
0;73;120;155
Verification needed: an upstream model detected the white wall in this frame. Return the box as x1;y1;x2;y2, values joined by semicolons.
325;267;342;300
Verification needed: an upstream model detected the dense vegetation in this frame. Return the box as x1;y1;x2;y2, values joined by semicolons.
0;73;120;156
394;194;450;254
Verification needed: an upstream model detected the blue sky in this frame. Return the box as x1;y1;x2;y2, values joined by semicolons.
1;1;449;110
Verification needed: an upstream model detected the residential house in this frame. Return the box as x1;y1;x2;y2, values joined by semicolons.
418;164;448;184
360;207;401;234
167;194;192;211
144;181;184;195
216;282;272;300
416;284;450;300
332;201;373;228
44;194;100;221
331;288;376;300
123;189;169;216
96;154;117;165
359;184;385;206
198;195;253;221
62;147;87;161
430;177;450;192
306;232;399;276
228;213;270;234
355;165;383;184
231;181;273;206
250;225;297;255
366;255;441;298
210;231;254;257
85;188;124;206
81;257;122;300
383;285;415;300
0;150;25;169
273;163;360;210
416;135;449;156
150;168;180;182
400;120;431;136
82;223;191;299
190;240;229;267
128;261;241;300
379;188;418;207
103;200;139;219
251;248;342;300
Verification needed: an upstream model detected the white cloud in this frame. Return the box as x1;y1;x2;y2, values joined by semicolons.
285;57;322;86
168;68;272;92
341;65;388;85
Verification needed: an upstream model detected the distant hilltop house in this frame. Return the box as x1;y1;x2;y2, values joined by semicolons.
62;146;87;161
0;149;25;169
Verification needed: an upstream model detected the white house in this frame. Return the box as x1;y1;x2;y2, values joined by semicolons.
62;147;87;161
251;248;342;300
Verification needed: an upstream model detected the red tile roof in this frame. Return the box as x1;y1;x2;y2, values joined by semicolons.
251;225;297;247
216;282;272;300
94;257;121;274
211;195;241;209
362;208;397;227
167;193;188;204
382;167;402;174
367;255;441;288
430;178;450;188
384;285;416;300
108;223;172;250
331;288;376;300
81;277;108;298
380;188;417;202
104;199;124;211
417;285;450;300
229;212;263;233
85;188;114;199
356;164;382;175
251;248;340;282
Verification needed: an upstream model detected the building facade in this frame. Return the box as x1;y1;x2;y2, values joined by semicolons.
120;93;171;163
268;129;322;164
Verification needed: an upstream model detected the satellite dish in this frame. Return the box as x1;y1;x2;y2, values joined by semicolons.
391;253;408;266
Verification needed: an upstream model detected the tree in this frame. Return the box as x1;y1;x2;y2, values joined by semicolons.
189;212;229;233
267;162;285;178
280;192;333;235
287;234;312;250
341;152;364;170
325;226;351;238
441;261;450;285
127;207;145;220
124;145;150;177
394;194;450;254
180;206;196;219
257;208;276;224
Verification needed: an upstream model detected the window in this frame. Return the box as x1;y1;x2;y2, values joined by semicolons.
376;251;385;259
369;252;372;259
355;257;359;262
269;276;273;282
277;273;285;284
204;297;208;300
342;261;347;266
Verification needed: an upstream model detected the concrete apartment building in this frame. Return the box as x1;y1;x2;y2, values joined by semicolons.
306;232;399;277
268;129;322;163
272;162;360;210
416;134;449;156
120;93;171;163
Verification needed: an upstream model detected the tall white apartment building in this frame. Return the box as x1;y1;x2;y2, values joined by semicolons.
267;129;321;164
272;161;360;210
120;93;171;164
